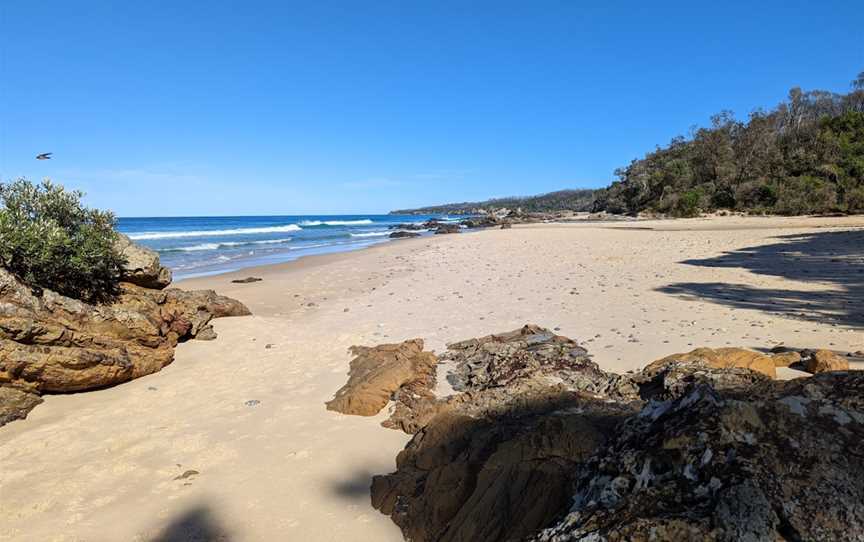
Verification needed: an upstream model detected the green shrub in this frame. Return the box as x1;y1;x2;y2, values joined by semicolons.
773;176;839;215
672;188;704;217
0;178;125;303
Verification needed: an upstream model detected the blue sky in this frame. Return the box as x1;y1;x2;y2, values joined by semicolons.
1;1;862;216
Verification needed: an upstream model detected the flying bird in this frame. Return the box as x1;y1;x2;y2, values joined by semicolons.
36;152;52;160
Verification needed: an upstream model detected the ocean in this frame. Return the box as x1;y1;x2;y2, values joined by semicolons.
116;214;455;279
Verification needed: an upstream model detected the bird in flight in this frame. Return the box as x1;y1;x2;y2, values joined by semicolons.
36;152;52;160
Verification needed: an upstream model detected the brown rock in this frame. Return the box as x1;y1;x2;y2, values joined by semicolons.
645;346;777;378
0;267;250;425
114;233;172;289
325;339;437;417
772;350;801;367
0;386;43;426
804;349;849;373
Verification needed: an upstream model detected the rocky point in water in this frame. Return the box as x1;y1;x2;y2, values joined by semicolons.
0;237;250;426
328;325;863;542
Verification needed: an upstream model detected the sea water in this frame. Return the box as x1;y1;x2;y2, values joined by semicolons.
117;214;454;279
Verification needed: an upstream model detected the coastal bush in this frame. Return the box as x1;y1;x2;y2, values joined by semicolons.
591;70;864;217
0;178;125;303
672;189;704;217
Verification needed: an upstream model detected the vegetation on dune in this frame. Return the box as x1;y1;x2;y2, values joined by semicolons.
395;71;864;218
0;178;125;303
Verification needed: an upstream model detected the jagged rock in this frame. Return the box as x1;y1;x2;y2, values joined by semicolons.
445;325;638;400
434;224;461;234
534;371;864;541
803;349;849;373
389;231;421;239
325;339;437;417
644;347;778;378
114;233;172;289
0;267;250;425
500;223;512;229
0;386;43;426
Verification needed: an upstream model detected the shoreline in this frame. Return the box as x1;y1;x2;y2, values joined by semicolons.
2;214;863;541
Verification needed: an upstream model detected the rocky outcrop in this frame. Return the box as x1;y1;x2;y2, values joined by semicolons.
0;263;250;426
372;382;637;542
445;325;637;399
325;339;437;417
534;371;864;541
114;233;172;289
434;223;461;234
389;231;421;239
344;326;864;542
369;326;642;542
644;346;779;378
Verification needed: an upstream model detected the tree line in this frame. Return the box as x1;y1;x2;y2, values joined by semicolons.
593;71;864;216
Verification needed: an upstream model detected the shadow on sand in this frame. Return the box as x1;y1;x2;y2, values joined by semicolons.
658;229;864;327
152;504;232;542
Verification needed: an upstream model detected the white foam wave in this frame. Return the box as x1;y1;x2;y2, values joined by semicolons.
129;225;301;240
167;238;293;252
299;219;373;226
350;231;390;238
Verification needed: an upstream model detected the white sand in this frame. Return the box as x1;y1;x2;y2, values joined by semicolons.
1;215;862;541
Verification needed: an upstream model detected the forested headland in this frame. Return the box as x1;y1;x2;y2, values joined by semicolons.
395;72;864;217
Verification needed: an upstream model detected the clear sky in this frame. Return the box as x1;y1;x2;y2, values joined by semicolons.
1;1;862;216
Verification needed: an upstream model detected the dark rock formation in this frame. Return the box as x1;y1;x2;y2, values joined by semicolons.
325;339;437;417
0;261;250;426
370;326;641;542
389;231;421;239
434;223;461;234
231;277;263;284
445;325;637;400
372;382;637;542
344;325;864;542
534;371;864;541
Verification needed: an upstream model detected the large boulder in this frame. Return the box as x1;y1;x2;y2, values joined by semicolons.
0;267;250;425
644;347;779;378
114;233;172;289
803;349;849;373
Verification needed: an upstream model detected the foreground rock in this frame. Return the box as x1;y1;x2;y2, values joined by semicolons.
329;325;864;542
325;339;437;417
534;372;864;541
0;263;250;426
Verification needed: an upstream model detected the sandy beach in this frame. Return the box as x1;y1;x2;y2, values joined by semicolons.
1;215;863;542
